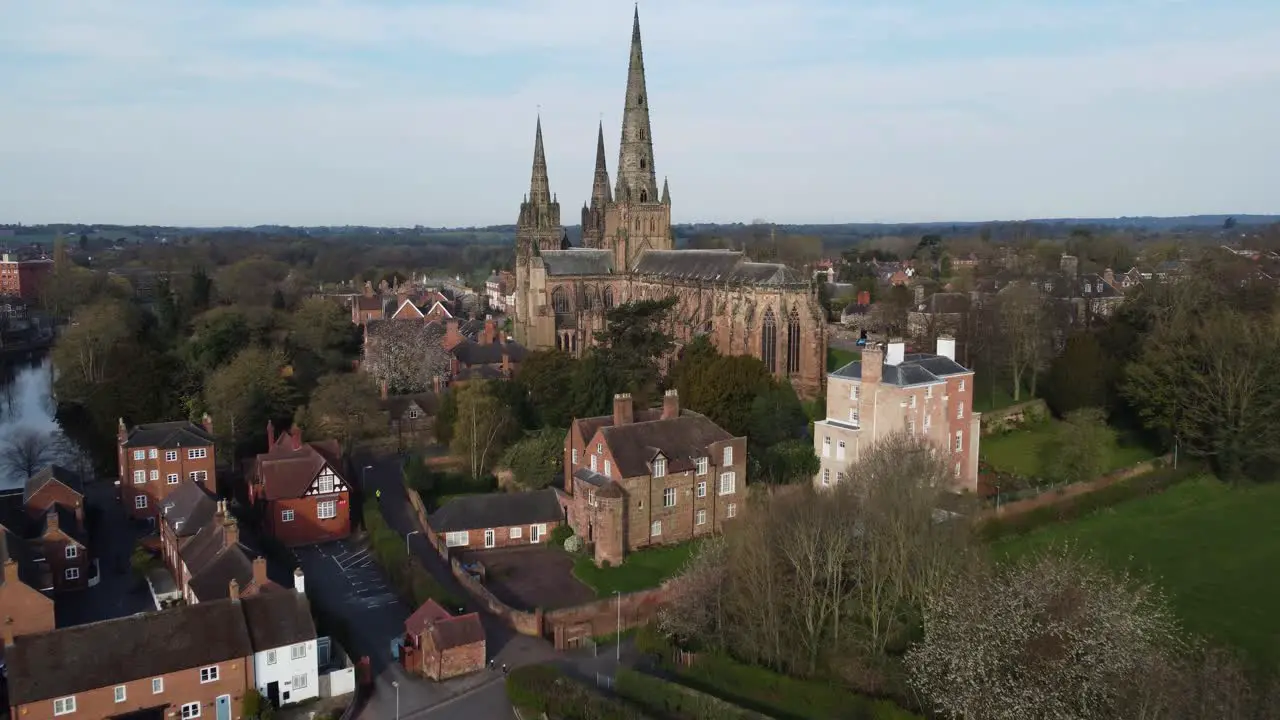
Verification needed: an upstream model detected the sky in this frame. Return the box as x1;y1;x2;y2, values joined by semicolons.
1;0;1278;227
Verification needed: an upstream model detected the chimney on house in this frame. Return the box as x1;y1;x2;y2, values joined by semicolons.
612;393;634;426
861;343;884;385
363;280;374;298
380;381;389;400
481;316;497;345
290;425;303;451
1103;268;1115;287
2;559;18;585
3;617;14;648
857;290;871;306
117;417;128;444
267;420;276;451
201;413;213;435
886;338;905;367
44;507;58;533
662;389;680;420
936;335;956;362
252;556;267;587
445;318;461;349
500;350;511;376
228;578;240;600
294;568;306;594
223;515;240;550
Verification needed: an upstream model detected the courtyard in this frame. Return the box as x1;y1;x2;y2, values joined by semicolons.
459;546;595;611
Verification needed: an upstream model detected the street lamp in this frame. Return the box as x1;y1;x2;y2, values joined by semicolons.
614;590;621;662
362;464;374;491
406;530;419;555
392;680;400;720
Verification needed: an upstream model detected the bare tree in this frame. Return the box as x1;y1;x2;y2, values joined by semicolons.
997;281;1052;401
1;428;72;480
362;320;450;394
656;536;728;647
449;382;511;479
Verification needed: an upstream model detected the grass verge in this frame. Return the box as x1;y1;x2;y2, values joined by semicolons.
572;541;700;596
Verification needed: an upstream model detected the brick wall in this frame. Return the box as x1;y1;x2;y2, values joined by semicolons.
267;494;352;547
430;520;559;551
433;642;486;681
978;456;1169;522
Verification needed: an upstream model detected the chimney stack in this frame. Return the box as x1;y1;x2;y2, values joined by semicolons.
228;578;240;600
1103;268;1115;287
857;290;870;306
294;568;306;594
2;559;18;585
290;425;302;451
445;319;461;349
118;417;128;444
501;350;511;376
612;393;634;426
482;316;497;345
662;389;680;420
252;557;267;587
45;507;58;532
223;515;240;550
936;335;956;362
886;338;905;367
201;413;213;435
3;617;14;648
380;380;389;400
861;344;884;384
267;420;276;451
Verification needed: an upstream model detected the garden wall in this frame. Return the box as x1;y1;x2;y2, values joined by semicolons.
978;455;1170;522
980;399;1049;435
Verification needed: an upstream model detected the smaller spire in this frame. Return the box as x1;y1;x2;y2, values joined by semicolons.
661;177;670;204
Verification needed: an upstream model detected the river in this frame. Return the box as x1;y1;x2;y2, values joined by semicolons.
0;354;66;492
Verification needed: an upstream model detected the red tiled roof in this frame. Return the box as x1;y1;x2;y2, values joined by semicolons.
405;599;484;650
254;439;344;500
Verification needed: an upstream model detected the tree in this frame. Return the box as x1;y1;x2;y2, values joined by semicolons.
498;428;565;490
676;354;775;437
592;297;677;402
297;373;383;455
204;346;295;461
515;351;580;428
1042;408;1114;485
1045;331;1111;416
214;257;291;307
362;321;450;394
289;297;359;381
907;548;1182;720
185;307;251;375
998;282;1052;401
51;300;135;396
451;382;512;479
754;439;820;485
1;428;71;479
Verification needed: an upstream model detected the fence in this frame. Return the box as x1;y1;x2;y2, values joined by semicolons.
978;455;1169;522
979;398;1049;435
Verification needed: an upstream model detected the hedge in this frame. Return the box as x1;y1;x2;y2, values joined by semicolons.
505;664;652;720
614;668;769;720
978;463;1200;542
362;501;463;609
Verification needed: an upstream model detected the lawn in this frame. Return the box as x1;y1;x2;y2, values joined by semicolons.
996;476;1280;669
827;347;860;372
572;541;700;596
981;421;1155;478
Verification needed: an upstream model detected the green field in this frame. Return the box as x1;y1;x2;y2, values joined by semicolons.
573;541;699;596
827;347;860;372
981;421;1155;478
997;476;1280;669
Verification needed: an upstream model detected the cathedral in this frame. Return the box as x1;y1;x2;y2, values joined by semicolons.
512;8;827;397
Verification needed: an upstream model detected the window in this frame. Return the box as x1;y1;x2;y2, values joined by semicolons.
291;644;307;660
189;448;208;460
954;430;963;452
134;470;146;484
148;448;158;459
822;437;831;458
181;702;201;719
1085;282;1092;293
115;685;127;703
407;407;420;420
133;450;145;460
822;468;831;486
727;503;737;519
65;545;78;559
696;457;708;476
135;495;148;509
572;448;579;465
696;509;707;526
910;395;917;409
837;471;846;482
651;520;662;536
510;526;523;539
959;379;966;391
924;415;931;433
167;473;179;485
190;470;207;483
926;386;933;399
200;665;219;683
955;462;962;478
317;472;335;495
604;460;612;476
266;650;277;665
836;440;846;461
957;404;964;419
696;481;706;498
908;419;915;436
293;673;309;689
761;308;778;373
166;450;178;461
54;697;76;715
317;500;337;520
719;471;736;495
150;469;159;481
588;490;597;507
590;455;598;472
445;531;469;547
849;407;859;426
282;509;295;522
663;487;676;507
152;677;164;694
532;524;546;542
849;384;858;401
652;457;666;478
596;442;602;454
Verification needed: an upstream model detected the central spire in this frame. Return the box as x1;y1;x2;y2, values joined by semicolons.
614;6;659;205
529;115;552;206
590;120;612;209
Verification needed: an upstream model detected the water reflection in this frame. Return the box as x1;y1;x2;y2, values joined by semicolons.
0;355;64;492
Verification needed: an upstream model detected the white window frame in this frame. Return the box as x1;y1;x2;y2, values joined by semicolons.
925;386;933;399
663;487;676;508
150;469;159;481
181;702;201;719
723;446;733;466
133;450;145;460
650;520;662;536
958;379;966;391
531;524;546;542
188;447;208;460
836;440;846;461
133;470;146;484
924;415;931;433
190;470;207;483
910;395;917;409
292;672;309;689
282;509;295;523
822;437;831;458
407;407;420;420
267;649;277;665
957;404;964;419
908;419;915;436
604;460;612;476
510;526;522;539
167;473;179;485
695;481;706;498
954;430;964;452
152;677;164;694
65;545;78;559
134;495;148;509
54;697;77;716
590;455;598;472
718;471;736;496
115;685;127;703
316;473;335;495
317;500;337;520
200;665;219;683
822;468;830;486
571;448;579;465
696;509;707;526
652;457;666;478
695;457;708;476
148;448;158;459
291;643;307;660
588;490;597;507
727;503;737;519
445;531;469;547
596;442;602;454
165;450;178;461
849;407;859;426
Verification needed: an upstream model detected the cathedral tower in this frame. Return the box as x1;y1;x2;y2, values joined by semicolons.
514;116;564;346
602;7;672;271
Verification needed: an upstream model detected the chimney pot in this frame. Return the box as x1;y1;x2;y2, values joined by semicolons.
252;557;267;586
612;393;634;426
294;568;306;594
229;578;240;600
886;339;905;367
662;389;680;420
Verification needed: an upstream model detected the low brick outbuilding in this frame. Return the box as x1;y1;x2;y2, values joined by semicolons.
401;599;486;681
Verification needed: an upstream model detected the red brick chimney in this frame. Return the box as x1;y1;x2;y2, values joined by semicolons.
117;417;128;445
662;389;680;420
445;319;461;349
44;507;58;533
481;316;497;345
612;393;634;426
862;344;884;384
500;350;510;376
857;290;871;306
252;557;267;587
228;578;240;600
266;420;276;451
201;413;213;435
290;425;302;450
3;617;14;648
3;558;19;585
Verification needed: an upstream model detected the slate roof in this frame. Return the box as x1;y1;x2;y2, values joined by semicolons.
122;421;215;449
427;489;563;533
405;599;485;650
240;589;316;652
451;339;527;366
572;468;624;496
253;439;344;501
161;479;218;538
831;351;972;387
630;250;808;286
5;599;254;706
599;413;734;478
23;465;82;506
574;408;663;450
541;249;615;276
177;517;266;601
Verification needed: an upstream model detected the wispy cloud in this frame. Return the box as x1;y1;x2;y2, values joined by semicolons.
0;0;1277;225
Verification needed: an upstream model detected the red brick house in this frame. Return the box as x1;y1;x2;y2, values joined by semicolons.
445;317;526;384
351;282;387;325
6;598;255;720
159;482;279;604
248;425;351;547
0;528;55;649
561;390;746;566
0;254;53;301
118;417;217;523
21;465;90;592
401;599;485;681
426;488;563;551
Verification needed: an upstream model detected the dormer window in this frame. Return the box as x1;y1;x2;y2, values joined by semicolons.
652;457;666;478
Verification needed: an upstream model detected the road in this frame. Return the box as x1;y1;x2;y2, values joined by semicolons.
55;481;156;626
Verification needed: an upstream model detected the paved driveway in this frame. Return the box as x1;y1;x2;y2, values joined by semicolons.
55;482;156;626
295;539;408;672
458;547;595;611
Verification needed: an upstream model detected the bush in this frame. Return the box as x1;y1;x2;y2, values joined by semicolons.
362;499;462;609
615;668;766;720
564;535;583;553
549;523;573;547
505;664;651;719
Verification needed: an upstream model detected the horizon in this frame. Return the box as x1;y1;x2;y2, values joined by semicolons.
2;1;1279;227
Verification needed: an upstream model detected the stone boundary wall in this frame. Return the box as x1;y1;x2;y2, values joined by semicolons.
977;455;1169;522
406;487;671;648
979;398;1049;435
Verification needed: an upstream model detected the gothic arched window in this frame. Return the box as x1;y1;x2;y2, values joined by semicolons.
786;307;802;376
603;287;614;309
640;158;646;170
551;287;569;314
639;189;648;202
761;308;777;374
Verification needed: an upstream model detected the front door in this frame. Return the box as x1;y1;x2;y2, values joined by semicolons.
530;524;542;543
266;681;279;708
484;529;495;548
216;694;231;720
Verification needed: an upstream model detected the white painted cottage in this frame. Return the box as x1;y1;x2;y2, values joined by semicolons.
241;570;320;708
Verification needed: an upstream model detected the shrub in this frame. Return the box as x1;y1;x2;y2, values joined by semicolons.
564;535;583;553
615;668;766;720
506;664;650;719
549;523;573;547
